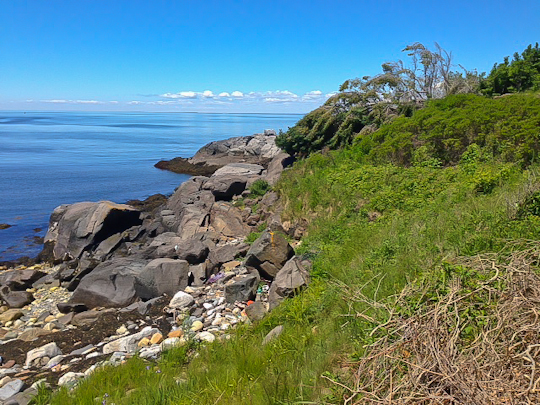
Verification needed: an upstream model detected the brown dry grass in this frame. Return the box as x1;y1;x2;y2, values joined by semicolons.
327;241;540;405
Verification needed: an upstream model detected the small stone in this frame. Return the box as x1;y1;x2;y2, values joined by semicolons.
150;333;163;345
198;331;216;342
116;325;127;335
222;260;241;271
49;286;59;292
4;321;13;328
137;337;150;348
85;352;100;360
168;329;183;338
44;315;55;323
2;360;15;369
0;376;12;387
139;345;162;359
0;378;23;401
190;320;203;332
169;291;195;310
203;302;213;310
58;372;85;387
45;355;64;369
25;342;62;367
43;322;59;331
28;318;37;323
161;337;185;350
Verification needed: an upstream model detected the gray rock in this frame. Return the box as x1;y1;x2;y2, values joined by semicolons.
136;259;190;299
0;379;24;401
212;163;264;178
102;326;160;354
44;201;141;261
268;256;310;310
262;325;283;345
169;291;194;309
224;275;259;303
139;345;162;359
245;231;294;279
210;202;250;239
25;342;62;367
203;175;247;200
0;270;46;290
58;372;85;387
245;301;267;321
207;243;249;273
189;263;208;286
68;258;147;309
45;355;64;369
93;232;124;259
0;287;33;308
264;152;294;185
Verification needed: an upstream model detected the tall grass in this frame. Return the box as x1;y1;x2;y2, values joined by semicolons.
39;149;540;404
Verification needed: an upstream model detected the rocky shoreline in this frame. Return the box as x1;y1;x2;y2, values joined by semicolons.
0;130;307;404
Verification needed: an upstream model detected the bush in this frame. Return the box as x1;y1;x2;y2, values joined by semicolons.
359;93;540;166
249;179;271;197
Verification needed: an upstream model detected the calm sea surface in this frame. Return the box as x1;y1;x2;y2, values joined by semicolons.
0;111;302;260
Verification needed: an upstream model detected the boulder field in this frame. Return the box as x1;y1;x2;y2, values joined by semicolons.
0;130;308;404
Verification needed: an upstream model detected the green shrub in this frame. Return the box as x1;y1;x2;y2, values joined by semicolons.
249;179;271;197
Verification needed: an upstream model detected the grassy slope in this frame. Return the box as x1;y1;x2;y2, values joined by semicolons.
37;95;540;404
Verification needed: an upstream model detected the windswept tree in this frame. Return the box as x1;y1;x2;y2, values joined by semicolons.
277;43;479;156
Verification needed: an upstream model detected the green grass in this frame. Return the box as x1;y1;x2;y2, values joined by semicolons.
39;140;540;404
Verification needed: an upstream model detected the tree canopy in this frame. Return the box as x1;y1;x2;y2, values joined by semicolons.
480;43;540;96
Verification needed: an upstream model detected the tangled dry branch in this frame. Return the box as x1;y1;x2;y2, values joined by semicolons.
328;241;540;404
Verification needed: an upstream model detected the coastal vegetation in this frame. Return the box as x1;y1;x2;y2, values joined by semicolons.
34;44;540;404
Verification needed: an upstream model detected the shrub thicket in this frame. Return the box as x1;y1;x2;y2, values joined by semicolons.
356;93;540;166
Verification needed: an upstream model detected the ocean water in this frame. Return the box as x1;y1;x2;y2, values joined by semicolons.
0;111;302;261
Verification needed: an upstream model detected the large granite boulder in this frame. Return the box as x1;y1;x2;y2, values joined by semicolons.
265;152;295;185
202;175;247;200
148;233;209;263
268;256;310;310
210;202;250;239
67;258;147;309
44;201;142;261
245;231;294;279
135;258;190;299
155;131;281;175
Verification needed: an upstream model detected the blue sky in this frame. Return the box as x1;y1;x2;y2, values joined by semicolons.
1;0;539;113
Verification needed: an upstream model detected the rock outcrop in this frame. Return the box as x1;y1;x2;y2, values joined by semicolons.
154;130;283;175
43;201;142;261
0;129;311;403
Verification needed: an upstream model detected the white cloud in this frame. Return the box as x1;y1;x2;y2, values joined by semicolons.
128;101;143;105
75;100;100;104
218;92;230;97
325;91;338;98
109;101;119;104
41;99;103;104
301;90;325;101
202;90;214;98
161;91;197;99
42;99;68;103
231;91;244;97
